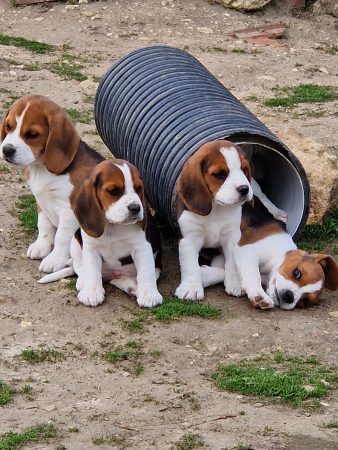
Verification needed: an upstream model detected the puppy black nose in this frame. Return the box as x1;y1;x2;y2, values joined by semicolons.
128;203;141;214
2;144;16;158
283;290;294;304
237;185;249;196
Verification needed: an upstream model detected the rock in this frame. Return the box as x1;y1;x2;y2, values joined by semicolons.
79;79;98;95
277;127;338;224
214;0;272;12
197;27;213;34
313;0;338;18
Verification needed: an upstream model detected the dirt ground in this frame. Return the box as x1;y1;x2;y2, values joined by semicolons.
0;1;338;449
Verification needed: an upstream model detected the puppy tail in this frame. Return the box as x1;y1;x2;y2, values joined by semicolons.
38;267;75;284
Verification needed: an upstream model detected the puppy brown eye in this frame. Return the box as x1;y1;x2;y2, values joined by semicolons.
212;171;227;181
135;185;142;194
293;268;301;280
107;187;121;196
25;131;38;139
5;123;11;132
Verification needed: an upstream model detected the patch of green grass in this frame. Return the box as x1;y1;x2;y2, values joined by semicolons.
0;164;10;173
175;433;205;450
20;385;32;395
0;423;57;450
150;297;220;321
298;208;338;252
64;107;93;124
0;381;14;406
92;434;126;447
131;361;144;376
48;55;87;81
23;62;42;72
0;34;53;54
14;194;37;235
264;84;338;107
123;317;145;333
212;353;338;408
66;278;77;291
321;420;338;429
245;95;258;102
231;48;247;54
20;348;64;364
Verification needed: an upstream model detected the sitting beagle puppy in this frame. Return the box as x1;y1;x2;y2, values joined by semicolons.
175;139;253;301
0;95;103;274
40;160;163;308
201;197;338;309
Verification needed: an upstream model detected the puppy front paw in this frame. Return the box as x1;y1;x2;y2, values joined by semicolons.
225;280;245;297
39;250;69;273
175;282;204;301
249;293;274;310
27;239;53;260
78;286;105;307
136;288;163;308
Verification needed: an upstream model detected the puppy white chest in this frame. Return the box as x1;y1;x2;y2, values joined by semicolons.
179;205;241;248
28;163;74;227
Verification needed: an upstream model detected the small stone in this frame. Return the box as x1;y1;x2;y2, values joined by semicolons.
91;15;101;20
320;401;330;407
257;75;276;81
65;5;79;10
106;32;113;37
319;67;329;75
197;27;213;34
252;333;259;337
35;17;44;22
304;385;315;393
78;0;88;3
79;79;98;95
9;71;17;76
43;404;56;411
81;10;93;17
20;321;32;328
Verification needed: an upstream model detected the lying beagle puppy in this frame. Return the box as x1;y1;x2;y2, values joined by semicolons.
40;160;163;308
201;197;338;309
175;139;254;301
0;95;103;274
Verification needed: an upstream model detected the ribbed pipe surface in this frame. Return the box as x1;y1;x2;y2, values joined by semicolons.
95;46;310;238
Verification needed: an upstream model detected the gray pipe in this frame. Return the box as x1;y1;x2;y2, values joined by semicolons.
95;46;310;238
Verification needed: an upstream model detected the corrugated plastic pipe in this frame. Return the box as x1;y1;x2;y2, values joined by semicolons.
95;45;310;238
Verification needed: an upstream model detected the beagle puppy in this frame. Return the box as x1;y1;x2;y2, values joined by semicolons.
175;139;253;301
0;95;103;274
40;160;163;308
201;197;338;309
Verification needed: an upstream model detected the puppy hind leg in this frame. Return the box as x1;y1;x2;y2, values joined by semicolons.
110;277;137;296
201;256;226;288
251;178;288;224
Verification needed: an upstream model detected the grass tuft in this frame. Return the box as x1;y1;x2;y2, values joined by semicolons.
0;423;57;449
150;297;220;321
20;348;64;364
321;420;338;429
298;208;338;253
14;194;37;235
264;84;338;107
212;353;338;408
0;34;53;54
64;107;93;124
175;433;205;450
92;434;126;446
0;381;14;406
48;56;87;81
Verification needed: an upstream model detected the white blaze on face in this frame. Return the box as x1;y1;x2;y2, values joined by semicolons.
105;163;144;225
215;147;253;206
0;104;36;166
275;272;323;310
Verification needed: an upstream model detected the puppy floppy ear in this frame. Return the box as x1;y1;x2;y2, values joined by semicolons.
128;162;147;230
0;112;9;142
72;170;106;238
312;254;338;291
176;153;212;216
44;111;80;174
